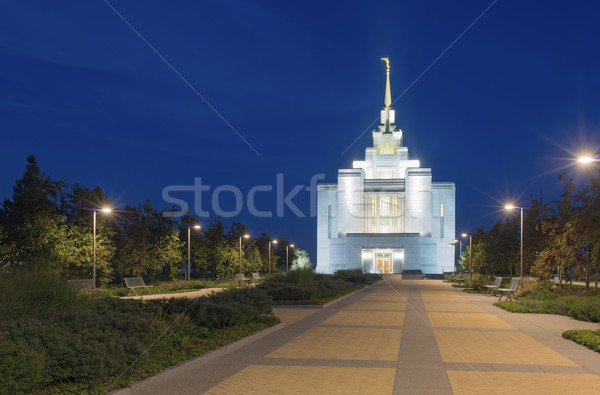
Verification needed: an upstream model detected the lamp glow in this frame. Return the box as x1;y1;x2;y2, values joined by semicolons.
578;156;594;164
101;207;112;213
505;205;516;210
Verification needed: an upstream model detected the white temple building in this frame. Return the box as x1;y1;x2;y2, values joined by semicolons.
316;59;455;277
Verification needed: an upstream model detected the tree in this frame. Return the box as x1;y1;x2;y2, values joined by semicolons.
112;201;182;282
290;249;312;271
0;155;68;269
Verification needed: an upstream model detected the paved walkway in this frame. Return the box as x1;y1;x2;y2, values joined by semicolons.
115;278;600;394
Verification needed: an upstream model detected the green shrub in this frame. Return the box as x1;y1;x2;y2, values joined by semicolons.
0;304;162;393
494;301;537;313
0;268;91;318
567;297;600;322
333;269;381;284
562;329;600;352
258;271;351;303
162;287;274;330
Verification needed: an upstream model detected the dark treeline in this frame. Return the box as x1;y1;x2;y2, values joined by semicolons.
0;156;311;285
461;172;600;288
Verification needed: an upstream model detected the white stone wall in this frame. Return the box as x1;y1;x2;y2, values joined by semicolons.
405;168;432;237
315;185;337;274
336;169;364;236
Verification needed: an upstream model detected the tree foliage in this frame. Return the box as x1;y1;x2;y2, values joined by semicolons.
0;156;308;284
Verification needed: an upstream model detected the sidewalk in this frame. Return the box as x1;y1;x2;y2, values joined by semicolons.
114;278;600;394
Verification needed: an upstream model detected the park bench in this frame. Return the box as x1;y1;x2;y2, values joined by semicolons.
484;276;503;296
252;273;261;280
68;279;98;293
456;273;466;285
497;277;520;302
236;273;250;284
124;277;152;296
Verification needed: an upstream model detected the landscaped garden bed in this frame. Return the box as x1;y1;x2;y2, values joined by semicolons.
258;269;380;305
0;269;279;394
493;282;600;323
562;329;600;353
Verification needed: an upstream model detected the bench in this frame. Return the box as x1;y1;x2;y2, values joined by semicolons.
497;277;520;301
252;273;261;280
456;273;466;285
68;279;98;293
236;273;250;283
124;277;152;296
484;276;503;296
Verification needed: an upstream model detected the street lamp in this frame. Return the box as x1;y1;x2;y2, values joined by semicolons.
239;234;250;275
187;225;201;281
448;242;456;273
268;239;278;275
577;155;596;164
93;207;112;288
505;205;524;278
455;238;462;273
286;243;295;273
461;233;472;282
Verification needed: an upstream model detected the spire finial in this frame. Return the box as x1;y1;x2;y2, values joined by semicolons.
381;58;392;108
381;57;390;73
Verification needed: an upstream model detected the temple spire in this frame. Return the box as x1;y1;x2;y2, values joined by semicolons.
381;57;391;108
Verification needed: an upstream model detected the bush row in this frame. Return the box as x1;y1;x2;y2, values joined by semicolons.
562;329;600;352
333;269;381;284
0;305;161;393
162;287;274;329
495;283;600;323
0;268;277;393
258;270;350;302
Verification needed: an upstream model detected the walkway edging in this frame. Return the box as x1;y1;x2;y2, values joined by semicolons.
111;322;286;394
272;283;374;310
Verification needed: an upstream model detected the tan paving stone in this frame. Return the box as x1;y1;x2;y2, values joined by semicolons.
346;301;406;311
322;310;405;327
267;326;402;361
272;308;317;325
424;302;487;312
206;365;395;394
361;295;407;302
447;371;600;394
428;312;515;329
435;330;578;366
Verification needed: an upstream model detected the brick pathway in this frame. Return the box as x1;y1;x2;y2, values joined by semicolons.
115;278;600;394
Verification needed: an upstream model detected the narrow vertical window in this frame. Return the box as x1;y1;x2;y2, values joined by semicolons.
328;205;332;239
440;203;444;238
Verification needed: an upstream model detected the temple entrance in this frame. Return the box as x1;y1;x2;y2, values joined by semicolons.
374;251;393;273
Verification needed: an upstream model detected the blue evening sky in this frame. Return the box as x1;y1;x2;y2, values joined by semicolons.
1;1;599;260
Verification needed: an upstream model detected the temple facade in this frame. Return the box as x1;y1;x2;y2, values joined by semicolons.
316;59;455;276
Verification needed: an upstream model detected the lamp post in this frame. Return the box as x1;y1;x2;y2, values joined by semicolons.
268;240;278;275
239;234;250;275
187;225;201;281
93;207;112;288
286;243;295;273
455;239;462;273
448;242;456;273
461;233;472;282
505;205;524;278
